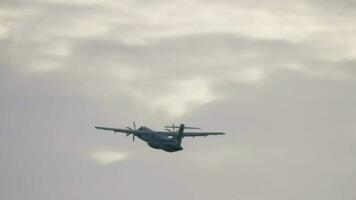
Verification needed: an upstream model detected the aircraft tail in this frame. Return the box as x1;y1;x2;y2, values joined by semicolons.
177;124;185;145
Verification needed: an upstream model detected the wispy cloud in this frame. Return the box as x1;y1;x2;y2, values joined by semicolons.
1;0;356;200
90;150;129;165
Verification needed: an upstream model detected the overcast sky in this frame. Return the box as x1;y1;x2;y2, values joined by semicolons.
1;0;356;200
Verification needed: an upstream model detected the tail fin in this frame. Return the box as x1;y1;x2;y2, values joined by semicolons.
177;124;185;145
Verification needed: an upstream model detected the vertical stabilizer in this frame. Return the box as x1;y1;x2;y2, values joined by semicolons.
177;124;185;145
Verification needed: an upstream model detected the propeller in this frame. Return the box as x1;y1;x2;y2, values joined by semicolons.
125;121;137;142
164;123;175;132
132;121;136;142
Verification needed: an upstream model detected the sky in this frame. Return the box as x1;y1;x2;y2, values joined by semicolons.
1;0;356;199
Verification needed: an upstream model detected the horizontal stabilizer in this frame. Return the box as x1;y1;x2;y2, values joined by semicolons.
164;125;200;130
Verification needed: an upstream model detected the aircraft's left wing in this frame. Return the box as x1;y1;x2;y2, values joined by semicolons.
181;132;225;137
95;126;132;134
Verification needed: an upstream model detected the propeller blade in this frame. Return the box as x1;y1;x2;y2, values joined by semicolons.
133;135;135;142
133;121;136;130
172;123;175;132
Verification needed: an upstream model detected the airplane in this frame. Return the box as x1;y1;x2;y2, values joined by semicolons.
95;122;225;152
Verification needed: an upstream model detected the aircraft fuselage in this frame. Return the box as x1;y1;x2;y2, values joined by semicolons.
135;127;183;152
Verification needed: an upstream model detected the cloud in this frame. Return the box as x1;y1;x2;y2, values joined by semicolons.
147;79;216;118
90;150;129;164
1;0;356;200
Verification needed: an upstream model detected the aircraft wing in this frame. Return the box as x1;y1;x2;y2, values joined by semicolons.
95;126;132;134
182;132;225;137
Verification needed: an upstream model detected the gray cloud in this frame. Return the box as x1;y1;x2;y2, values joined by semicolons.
1;0;356;200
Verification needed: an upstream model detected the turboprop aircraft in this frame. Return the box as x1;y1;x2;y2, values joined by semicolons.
95;123;225;152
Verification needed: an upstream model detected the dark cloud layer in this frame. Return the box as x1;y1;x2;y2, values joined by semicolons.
1;0;356;200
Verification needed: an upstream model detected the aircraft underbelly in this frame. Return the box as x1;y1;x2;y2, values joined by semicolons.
162;145;183;152
147;142;182;152
147;143;160;149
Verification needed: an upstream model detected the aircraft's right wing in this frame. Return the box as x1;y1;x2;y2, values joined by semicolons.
182;132;225;137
